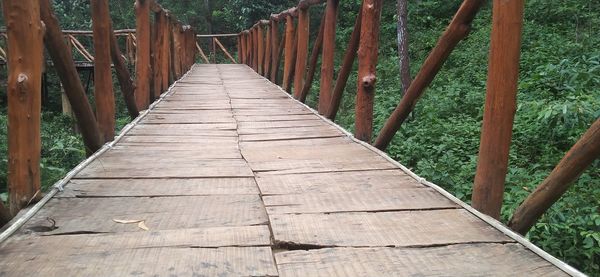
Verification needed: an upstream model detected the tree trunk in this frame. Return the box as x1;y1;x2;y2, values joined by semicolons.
396;0;411;94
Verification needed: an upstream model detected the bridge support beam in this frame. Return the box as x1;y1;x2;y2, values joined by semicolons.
282;15;296;93
293;7;309;99
317;0;339;113
3;0;44;216
472;0;525;219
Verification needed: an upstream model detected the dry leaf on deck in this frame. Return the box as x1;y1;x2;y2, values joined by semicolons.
137;221;149;231
113;219;143;224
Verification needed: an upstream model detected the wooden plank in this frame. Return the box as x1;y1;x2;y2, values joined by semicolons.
275;244;567;277
58;178;258;197
0;246;277;277
242;143;381;162
126;124;238;136
256;170;419;195
240;131;344;142
119;135;238;144
75;159;254;178
264;188;458;214
236;114;321;122
24;195;268;234
141;113;236;124
241;137;353;149
270;209;511;247
6;225;270;252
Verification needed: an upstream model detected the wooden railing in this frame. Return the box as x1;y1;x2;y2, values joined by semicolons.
238;0;600;235
0;0;197;223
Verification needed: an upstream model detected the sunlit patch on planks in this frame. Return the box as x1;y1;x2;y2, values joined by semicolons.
0;64;569;276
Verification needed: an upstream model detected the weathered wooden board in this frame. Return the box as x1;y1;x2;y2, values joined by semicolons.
246;156;397;174
119;135;238;144
237;119;326;130
24;195;268;234
240;130;344;142
126;123;238;136
141;113;235;124
75;158;254;178
236;114;321;122
241;137;353;149
58;178;258;197
263;188;457;214
256;170;420;195
242;143;381;162
99;147;242;159
0;246;277;277
270;209;512;247
275;245;567;277
5;226;270;253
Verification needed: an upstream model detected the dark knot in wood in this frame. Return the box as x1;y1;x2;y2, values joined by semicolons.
361;74;376;89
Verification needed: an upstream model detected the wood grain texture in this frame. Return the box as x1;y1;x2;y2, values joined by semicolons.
275;245;567;277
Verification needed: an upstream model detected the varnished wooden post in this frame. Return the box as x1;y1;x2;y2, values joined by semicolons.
298;12;326;103
252;28;259;71
282;15;296;91
293;7;309;98
270;19;280;82
472;0;525;219
3;0;44;215
172;23;182;78
373;0;485;150
318;0;339;113
257;25;265;75
40;0;104;154
161;13;170;91
92;0;115;142
509;119;600;234
264;24;272;77
354;0;383;142
326;7;362;120
152;11;163;99
135;0;151;110
238;34;243;63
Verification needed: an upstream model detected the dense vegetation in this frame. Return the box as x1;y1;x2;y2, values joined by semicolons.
0;0;598;275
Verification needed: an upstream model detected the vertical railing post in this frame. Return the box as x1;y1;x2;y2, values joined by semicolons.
298;12;326;103
354;0;383;142
264;23;272;77
135;0;151;110
257;25;265;75
237;34;243;63
282;14;296;92
270;18;280;82
252;27;259;71
152;10;163;99
3;0;44;215
472;0;525;219
293;6;309;98
318;0;339;114
161;13;170;91
91;0;116;142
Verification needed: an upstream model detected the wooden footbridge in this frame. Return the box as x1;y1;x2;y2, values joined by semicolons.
1;0;598;276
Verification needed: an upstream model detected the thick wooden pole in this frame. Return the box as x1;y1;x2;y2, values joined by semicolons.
109;23;139;120
252;28;259;71
318;0;339;113
373;0;484;150
509;119;600;234
161;14;170;90
91;0;116;142
293;7;310;98
3;0;43;214
269;20;280;82
298;13;326;103
172;23;182;78
282;15;296;91
354;0;383;142
257;26;265;74
264;24;272;77
472;0;525;219
275;29;286;85
152;11;163;99
326;8;362;120
40;0;104;154
237;35;243;63
135;0;151;110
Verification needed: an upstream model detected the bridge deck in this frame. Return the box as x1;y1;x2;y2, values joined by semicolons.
0;64;568;276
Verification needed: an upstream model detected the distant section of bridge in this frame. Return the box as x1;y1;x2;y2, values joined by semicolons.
0;65;573;276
